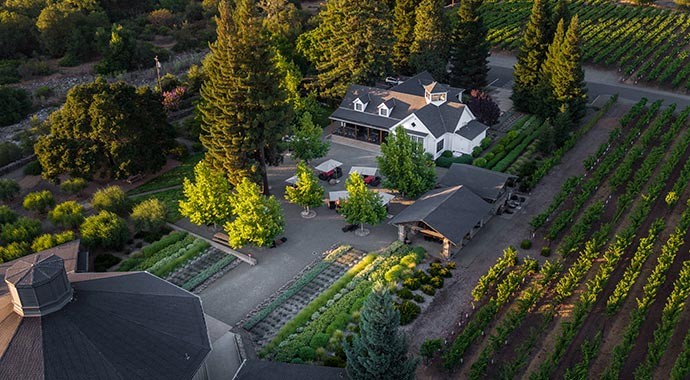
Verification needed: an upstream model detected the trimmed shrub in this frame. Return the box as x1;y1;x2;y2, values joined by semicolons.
397;300;421;325
520;239;532;249
541;246;551;257
403;277;421;290
48;201;84;228
131;198;167;232
23;160;42;175
0;205;17;224
0;179;20;202
445;261;457;270
384;264;406;283
80;211;130;250
0;242;29;262
415;270;431;285
430;276;444;289
94;253;122;272
400;254;418;269
298;346;315;361
397;287;413;299
421;284;436;296
413;294;425;303
60;178;88;194
22;190;54;213
411;246;426;262
31;231;75;252
0;142;22;167
1;217;41;244
438;267;452;278
92;186;129;215
309;333;330;349
472;157;488;168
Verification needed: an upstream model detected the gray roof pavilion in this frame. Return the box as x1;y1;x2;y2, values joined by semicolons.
438;163;517;202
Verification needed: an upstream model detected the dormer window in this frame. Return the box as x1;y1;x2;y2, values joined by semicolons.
353;96;368;112
379;108;388;117
355;102;363;112
431;93;446;102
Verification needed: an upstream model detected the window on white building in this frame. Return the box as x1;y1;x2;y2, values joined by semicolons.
410;135;424;146
379;108;388;117
436;139;444;153
354;102;363;112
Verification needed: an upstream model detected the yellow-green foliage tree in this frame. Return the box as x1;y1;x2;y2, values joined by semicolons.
179;161;233;227
339;172;387;235
285;161;324;217
225;178;284;248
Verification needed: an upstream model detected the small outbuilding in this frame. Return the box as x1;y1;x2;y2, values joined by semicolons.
438;163;516;213
389;185;492;258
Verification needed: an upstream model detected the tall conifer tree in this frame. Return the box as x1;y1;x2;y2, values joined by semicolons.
448;0;490;89
512;0;550;112
392;0;417;75
536;18;565;117
198;0;291;194
345;283;418;380
551;15;587;122
297;0;392;99
549;0;571;39
409;0;449;81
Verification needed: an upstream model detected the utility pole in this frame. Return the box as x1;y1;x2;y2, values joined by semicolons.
154;55;162;91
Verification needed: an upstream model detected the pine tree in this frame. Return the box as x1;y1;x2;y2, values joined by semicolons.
536;18;565;118
290;112;329;164
198;0;291;194
392;0;417;75
448;0;490;90
549;0;571;39
377;127;436;198
344;283;419;380
285;161;324;218
409;0;450;81
551;15;587;122
297;0;392;99
225;177;285;248
179;161;234;228
512;0;551;112
339;172;387;236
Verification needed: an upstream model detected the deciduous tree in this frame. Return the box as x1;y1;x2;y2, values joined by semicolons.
31;231;75;252
289;112;329;163
35;79;175;181
285;161;324;218
80;210;130;250
296;0;392;99
344;283;419;380
467;90;500;126
22;190;55;213
179;161;233;227
339;172;387;236
409;0;449;81
377;127;436;199
198;0;291;193
448;0;490;89
91;186;129;215
225;177;284;248
131;198;167;232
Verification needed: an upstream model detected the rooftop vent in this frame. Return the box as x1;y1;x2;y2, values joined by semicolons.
4;254;72;317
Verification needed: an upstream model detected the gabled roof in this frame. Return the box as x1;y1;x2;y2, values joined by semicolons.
439;164;516;201
379;98;396;109
234;360;348;380
423;81;448;94
390;185;492;245
456;119;488;140
354;93;370;104
412;102;467;138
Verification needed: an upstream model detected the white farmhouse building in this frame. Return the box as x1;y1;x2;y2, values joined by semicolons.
329;71;488;158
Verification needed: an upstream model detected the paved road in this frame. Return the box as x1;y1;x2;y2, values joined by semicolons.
488;53;690;108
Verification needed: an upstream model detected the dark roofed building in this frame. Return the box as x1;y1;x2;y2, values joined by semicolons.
390;186;493;258
329;72;487;158
233;360;348;380
439;163;517;213
0;241;212;380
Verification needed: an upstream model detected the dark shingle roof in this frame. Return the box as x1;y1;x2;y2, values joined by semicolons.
455;120;488;140
438;164;516;201
390;186;492;245
330;107;399;130
234;360;348;380
0;244;211;380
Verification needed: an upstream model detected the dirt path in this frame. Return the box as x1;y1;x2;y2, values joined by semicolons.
412;102;623;379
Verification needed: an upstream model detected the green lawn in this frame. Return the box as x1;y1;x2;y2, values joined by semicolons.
130;187;184;222
127;154;203;196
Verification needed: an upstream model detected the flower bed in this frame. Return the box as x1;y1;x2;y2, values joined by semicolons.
148;239;210;278
182;254;236;291
118;231;187;271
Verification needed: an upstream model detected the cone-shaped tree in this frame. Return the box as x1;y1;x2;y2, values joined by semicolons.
297;0;392;99
179;161;234;227
285;161;324;217
512;0;550;112
339;172;387;235
377;127;436;198
536;18;565;118
409;0;449;81
344;283;419;380
448;0;490;90
551;15;587;122
198;0;291;194
549;0;570;39
225;177;284;248
392;0;417;75
289;112;329;164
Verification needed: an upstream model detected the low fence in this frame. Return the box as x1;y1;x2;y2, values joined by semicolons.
0;155;35;177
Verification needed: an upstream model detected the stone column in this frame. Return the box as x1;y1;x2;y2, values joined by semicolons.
398;224;406;242
442;238;450;260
